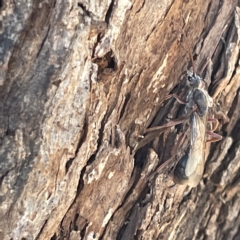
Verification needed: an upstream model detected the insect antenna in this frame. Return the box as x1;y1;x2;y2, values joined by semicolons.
164;18;196;76
199;25;229;77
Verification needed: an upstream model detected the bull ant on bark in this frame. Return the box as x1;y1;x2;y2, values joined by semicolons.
135;20;223;187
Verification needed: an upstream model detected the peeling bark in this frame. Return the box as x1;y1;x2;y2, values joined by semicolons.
0;0;240;239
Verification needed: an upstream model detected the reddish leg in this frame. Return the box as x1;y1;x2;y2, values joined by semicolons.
134;126;171;152
206;131;222;143
206;118;222;143
145;117;187;133
166;94;187;105
199;27;227;75
207;118;219;132
146;105;197;133
148;126;189;181
135;104;197;152
156;93;186;107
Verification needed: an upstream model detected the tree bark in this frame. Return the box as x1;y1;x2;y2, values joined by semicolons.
1;0;240;239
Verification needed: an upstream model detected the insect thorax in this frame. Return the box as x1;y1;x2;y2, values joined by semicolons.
185;72;211;117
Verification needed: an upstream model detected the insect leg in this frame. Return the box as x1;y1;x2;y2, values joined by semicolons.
134;118;187;152
199;25;228;75
212;109;229;124
145;117;187;133
157;93;187;107
167;94;187;104
148;127;188;181
135;104;197;152
207;118;219;132
146;105;197;133
206;131;222;143
133;126;171;152
163;19;196;75
206;118;222;143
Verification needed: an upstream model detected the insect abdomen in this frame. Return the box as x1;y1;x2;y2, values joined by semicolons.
173;154;189;185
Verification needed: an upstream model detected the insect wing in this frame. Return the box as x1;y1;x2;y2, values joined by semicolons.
185;113;206;178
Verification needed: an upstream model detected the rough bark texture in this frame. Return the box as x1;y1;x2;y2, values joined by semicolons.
0;0;240;239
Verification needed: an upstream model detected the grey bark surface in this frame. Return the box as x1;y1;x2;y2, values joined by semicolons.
0;0;240;239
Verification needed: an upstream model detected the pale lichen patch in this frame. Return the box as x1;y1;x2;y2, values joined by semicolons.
108;171;114;179
101;208;113;227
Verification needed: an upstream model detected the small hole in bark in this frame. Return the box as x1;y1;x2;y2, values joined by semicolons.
73;214;79;230
80;221;88;238
107;56;115;69
77;3;91;16
50;234;57;240
193;53;198;61
78;3;84;9
87;154;96;165
52;79;61;87
105;51;116;70
203;178;207;185
65;158;74;173
6;128;15;136
134;147;148;168
222;192;227;199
